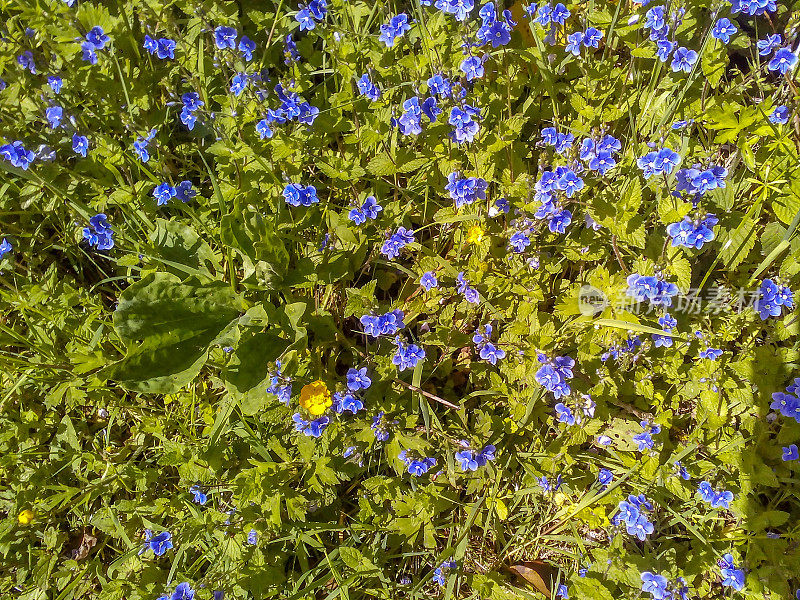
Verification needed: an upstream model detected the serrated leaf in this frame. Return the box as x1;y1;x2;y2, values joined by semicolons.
366;153;397;176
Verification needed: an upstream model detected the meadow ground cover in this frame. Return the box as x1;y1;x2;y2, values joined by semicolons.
1;0;800;598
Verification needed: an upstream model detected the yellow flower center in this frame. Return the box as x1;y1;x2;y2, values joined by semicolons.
18;509;34;525
466;225;485;245
299;380;332;416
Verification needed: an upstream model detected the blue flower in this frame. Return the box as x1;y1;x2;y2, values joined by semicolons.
381;227;415;259
509;232;531;252
671;46;698;73
48;76;63;93
478;19;512;48
133;129;157;162
555;402;577;425
549;208;572;233
256;118;273;139
399;96;423;135
283;183;319;207
81;42;98;64
349;195;382;224
616;500;639;527
757;34;782;56
172;582;195;600
153;182;177;206
332;392;363;414
460;55;486;80
769;105;790;125
699;347;722;360
420;271;438;290
666;214;718;249
719;554;745;591
83;214;114;250
379;14;411;47
772;388;800;423
239;36;256;61
449;106;481;143
598;468;613;486
436;0;475;21
346;367;371;391
69;133;89;158
398;450;437;476
371;412;392;441
392;337;426;370
296;7;316;30
729;0;776;15
455;449;479;471
711;18;737;43
535;354;574;398
284;34;300;63
633;431;654;451
456;271;480;303
189;485;207;505
641;572;669;599
85;26;110;50
145;36;176;59
445;172;488;208
230;73;248;96
550;3;570;24
357;74;381;101
0;141;34;170
768;48;798;75
175;181;196;203
17;51;36;74
479;343;505;365
421;96;441;122
782;444;799;461
247;529;257;545
214;26;238;50
655;39;675;62
144;530;173;556
556;584;569;599
565;31;582;56
583;27;602;48
556;170;583;197
755;278;793;320
292;413;330;437
360;310;405;337
0;238;12;258
427;74;452;97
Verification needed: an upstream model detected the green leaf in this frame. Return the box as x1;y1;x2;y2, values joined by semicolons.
148;218;220;279
719;216;758;271
107;273;242;393
366;153;397;176
223;329;289;395
221;209;289;284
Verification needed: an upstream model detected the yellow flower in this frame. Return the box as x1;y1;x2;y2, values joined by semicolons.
299;380;332;416
466;225;485;245
18;509;34;525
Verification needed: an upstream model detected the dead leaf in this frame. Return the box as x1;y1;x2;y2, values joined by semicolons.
508;561;558;598
71;531;97;561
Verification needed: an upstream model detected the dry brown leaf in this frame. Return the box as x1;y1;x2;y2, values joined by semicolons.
508;561;557;598
71;531;97;561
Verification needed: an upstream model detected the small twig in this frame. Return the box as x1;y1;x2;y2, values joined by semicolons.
611;235;629;274
394;378;460;410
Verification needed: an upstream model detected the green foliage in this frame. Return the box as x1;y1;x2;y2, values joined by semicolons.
1;0;800;599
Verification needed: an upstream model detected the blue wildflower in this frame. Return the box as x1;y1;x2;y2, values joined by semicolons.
392;336;426;371
420;271;438;290
214;26;238;49
379;14;412;47
83;214;114;250
189;485;207;505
